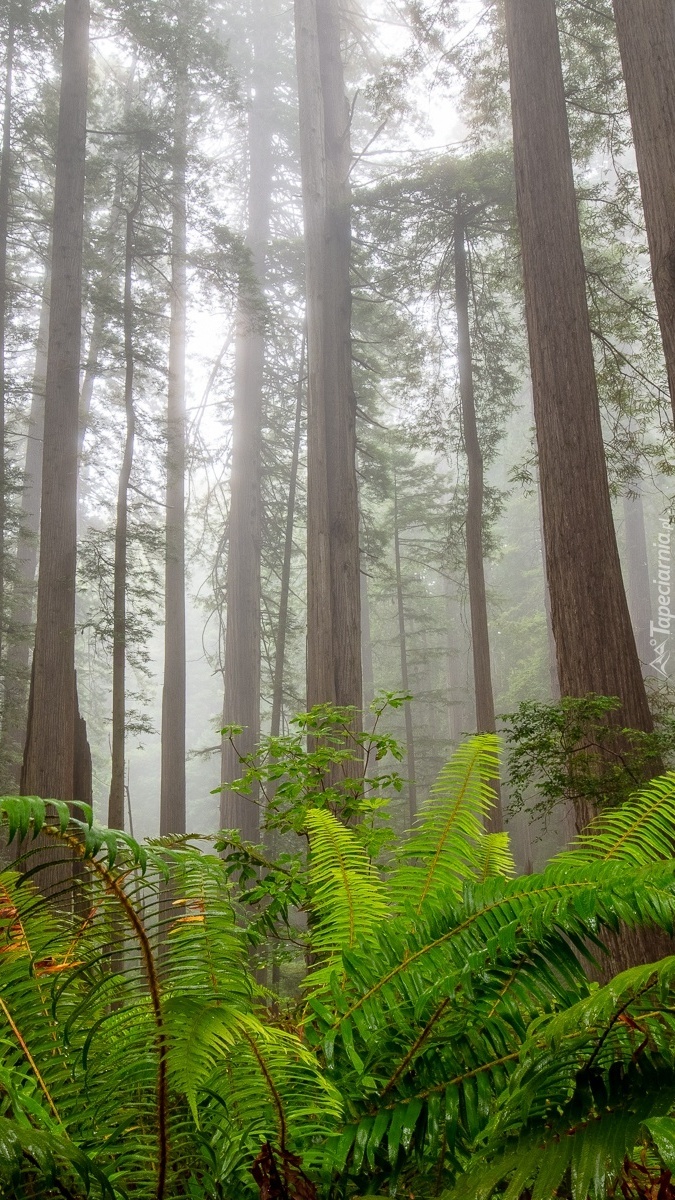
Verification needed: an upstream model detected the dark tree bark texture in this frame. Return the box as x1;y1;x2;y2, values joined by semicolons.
22;0;91;805
504;0;653;738
295;0;362;719
612;0;675;426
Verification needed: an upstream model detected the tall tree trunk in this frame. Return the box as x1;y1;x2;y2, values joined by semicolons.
0;3;15;671
612;0;675;426
393;480;417;823
537;482;560;700
270;333;304;740
108;167;140;829
504;1;673;974
623;484;652;674
78;309;104;456
1;270;49;786
454;213;503;831
295;0;362;717
360;563;375;712
220;25;275;840
503;0;653;738
22;0;91;805
160;80;188;836
79;57;137;473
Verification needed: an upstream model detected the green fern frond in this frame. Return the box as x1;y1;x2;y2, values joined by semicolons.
447;1079;675;1200
304;808;389;960
553;771;675;869
474;833;516;881
391;736;501;914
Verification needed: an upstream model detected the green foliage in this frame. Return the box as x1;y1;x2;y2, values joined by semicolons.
0;802;340;1198
4;728;675;1197
391;734;511;913
503;694;675;823
214;697;407;956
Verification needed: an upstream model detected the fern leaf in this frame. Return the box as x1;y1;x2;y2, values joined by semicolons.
475;833;516;882
391;736;501;914
553;771;675;869
304;808;388;960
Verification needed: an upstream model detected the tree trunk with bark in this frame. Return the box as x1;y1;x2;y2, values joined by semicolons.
612;0;675;426
454;212;503;831
504;0;653;737
295;0;362;718
1;270;49;786
537;481;560;700
505;0;669;971
79;58;137;472
360;563;375;713
160;79;188;837
108;164;141;830
393;480;417;824
0;3;14;671
623;484;652;674
220;25;275;840
22;0;91;805
270;333;304;740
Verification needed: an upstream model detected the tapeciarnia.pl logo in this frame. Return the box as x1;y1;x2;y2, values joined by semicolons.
650;517;673;678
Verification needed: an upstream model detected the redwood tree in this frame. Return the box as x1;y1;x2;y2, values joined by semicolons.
623;484;652;674
454;212;503;832
612;0;675;426
160;77;188;837
393;478;417;823
0;2;14;669
504;0;653;750
108;162;141;830
1;272;49;784
294;0;362;717
22;0;91;804
220;22;275;840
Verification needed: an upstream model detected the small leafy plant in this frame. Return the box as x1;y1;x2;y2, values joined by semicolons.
214;695;408;960
503;693;675;824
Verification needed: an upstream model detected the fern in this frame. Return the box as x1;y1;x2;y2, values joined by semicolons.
304;808;388;959
6;752;675;1199
553;770;675;869
0;801;339;1197
449;957;675;1200
391;735;502;914
474;832;516;882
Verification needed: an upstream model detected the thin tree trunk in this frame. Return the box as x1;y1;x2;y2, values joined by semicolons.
78;309;104;457
160;79;188;837
270;332;305;740
504;0;653;737
623;484;652;673
612;0;675;427
0;4;15;670
360;563;375;712
454;213;503;831
537;482;560;700
22;0;91;806
108;164;141;829
79;57;137;470
220;23;275;840
295;0;362;718
393;480;417;823
1;270;49;785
